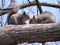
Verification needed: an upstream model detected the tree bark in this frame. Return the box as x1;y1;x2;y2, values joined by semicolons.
0;23;60;45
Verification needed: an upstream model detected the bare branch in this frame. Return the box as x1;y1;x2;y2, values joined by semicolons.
0;1;60;16
35;0;42;14
0;10;9;16
0;1;60;11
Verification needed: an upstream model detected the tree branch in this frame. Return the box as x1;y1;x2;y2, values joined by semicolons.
35;0;42;14
0;10;9;16
0;1;60;11
0;1;60;16
0;23;60;45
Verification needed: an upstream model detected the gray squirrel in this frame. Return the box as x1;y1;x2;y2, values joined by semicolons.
7;5;30;25
29;11;56;24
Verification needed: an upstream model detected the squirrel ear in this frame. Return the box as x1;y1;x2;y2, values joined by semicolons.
23;11;26;14
33;15;35;19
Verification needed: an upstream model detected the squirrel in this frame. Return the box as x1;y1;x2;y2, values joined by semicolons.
29;11;56;24
7;5;30;25
29;15;36;24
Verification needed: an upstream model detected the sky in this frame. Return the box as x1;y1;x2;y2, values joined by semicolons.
0;0;60;45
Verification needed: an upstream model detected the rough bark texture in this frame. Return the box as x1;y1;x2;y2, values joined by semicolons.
0;23;60;45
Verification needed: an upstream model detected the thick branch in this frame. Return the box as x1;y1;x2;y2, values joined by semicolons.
0;23;60;45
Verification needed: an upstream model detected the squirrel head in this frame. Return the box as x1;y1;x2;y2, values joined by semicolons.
21;11;30;22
